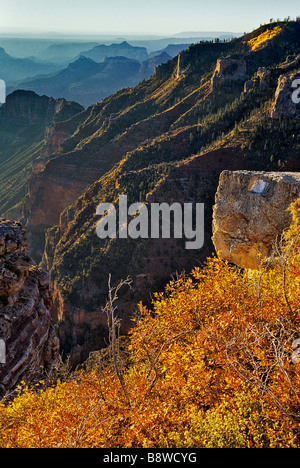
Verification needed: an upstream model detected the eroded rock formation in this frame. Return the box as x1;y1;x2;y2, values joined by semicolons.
212;171;300;269
243;67;272;93
270;73;300;119
211;58;248;89
0;220;59;396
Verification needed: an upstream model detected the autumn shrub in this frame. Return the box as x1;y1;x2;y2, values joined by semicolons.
0;200;299;448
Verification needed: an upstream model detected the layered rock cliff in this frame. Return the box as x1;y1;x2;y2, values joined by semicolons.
0;220;59;396
212;171;300;269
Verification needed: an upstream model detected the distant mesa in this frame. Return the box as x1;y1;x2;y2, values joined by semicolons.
80;41;149;63
0;89;83;123
0;47;61;84
13;48;170;107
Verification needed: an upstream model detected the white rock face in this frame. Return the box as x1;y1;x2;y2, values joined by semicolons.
248;179;267;194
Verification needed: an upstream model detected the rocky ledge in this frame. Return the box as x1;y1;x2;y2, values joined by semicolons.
212;171;300;269
0;220;59;397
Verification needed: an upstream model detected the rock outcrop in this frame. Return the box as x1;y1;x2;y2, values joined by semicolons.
244;67;272;93
211;58;248;89
0;220;59;396
270;73;300;119
212;171;300;269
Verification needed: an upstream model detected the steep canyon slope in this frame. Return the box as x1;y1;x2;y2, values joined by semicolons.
7;21;300;363
0;91;83;221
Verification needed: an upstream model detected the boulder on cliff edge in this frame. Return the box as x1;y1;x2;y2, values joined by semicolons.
212;170;300;269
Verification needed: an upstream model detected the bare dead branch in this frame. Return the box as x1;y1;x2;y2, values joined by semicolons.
104;274;132;407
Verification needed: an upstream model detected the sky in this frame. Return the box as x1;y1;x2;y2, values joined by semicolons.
0;0;299;36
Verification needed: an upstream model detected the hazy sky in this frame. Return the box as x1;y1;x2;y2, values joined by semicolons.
0;0;299;36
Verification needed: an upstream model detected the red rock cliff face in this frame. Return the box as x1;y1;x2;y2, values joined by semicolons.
23;95;196;260
0;220;59;397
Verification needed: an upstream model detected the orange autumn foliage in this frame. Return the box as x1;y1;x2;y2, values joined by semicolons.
0;199;300;448
247;26;282;51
